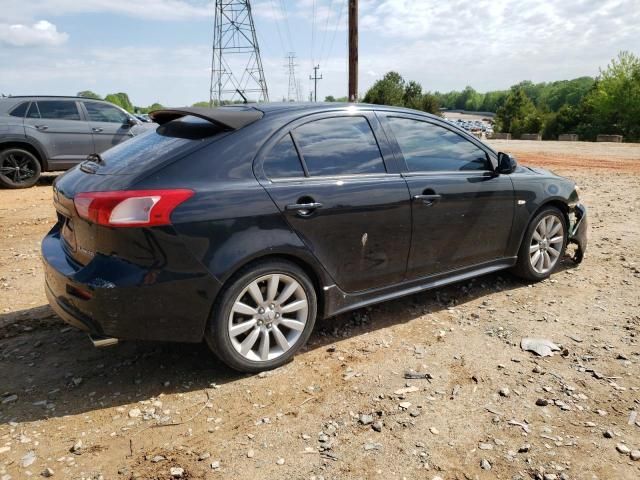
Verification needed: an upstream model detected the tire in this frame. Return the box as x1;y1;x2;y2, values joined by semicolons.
0;148;42;189
205;259;317;373
513;206;567;281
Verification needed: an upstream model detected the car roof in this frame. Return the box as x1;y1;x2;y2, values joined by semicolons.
1;95;107;101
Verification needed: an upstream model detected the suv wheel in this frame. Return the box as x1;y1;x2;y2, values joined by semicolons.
205;259;317;373
0;148;41;189
513;206;567;281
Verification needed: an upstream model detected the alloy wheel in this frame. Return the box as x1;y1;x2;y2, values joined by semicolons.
0;151;38;185
529;214;564;274
228;273;309;362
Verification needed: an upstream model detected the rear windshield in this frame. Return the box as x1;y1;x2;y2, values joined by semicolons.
90;116;226;175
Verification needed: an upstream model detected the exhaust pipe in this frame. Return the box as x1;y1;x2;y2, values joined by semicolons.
89;335;119;348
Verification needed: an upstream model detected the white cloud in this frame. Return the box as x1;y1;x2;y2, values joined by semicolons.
0;20;68;47
0;0;212;22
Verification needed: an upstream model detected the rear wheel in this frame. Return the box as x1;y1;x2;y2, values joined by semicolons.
513;206;567;281
0;148;41;189
205;259;317;373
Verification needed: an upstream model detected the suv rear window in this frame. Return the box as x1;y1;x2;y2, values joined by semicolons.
293;116;386;176
32;101;81;121
9;102;29;118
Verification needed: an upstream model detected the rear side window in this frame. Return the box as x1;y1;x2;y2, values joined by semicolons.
387;117;489;172
9;102;29;117
26;103;40;119
84;102;128;123
263;134;304;178
293;116;386;176
35;101;81;121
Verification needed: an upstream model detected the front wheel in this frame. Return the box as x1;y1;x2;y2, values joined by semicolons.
513;206;567;281
205;259;317;373
0;148;41;189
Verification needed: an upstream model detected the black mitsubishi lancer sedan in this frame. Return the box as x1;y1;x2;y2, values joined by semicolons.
42;103;587;372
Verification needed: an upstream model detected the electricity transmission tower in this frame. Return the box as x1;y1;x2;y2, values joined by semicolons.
209;0;269;106
286;53;300;102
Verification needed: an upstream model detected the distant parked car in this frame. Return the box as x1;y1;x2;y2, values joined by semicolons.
0;96;153;188
135;113;152;123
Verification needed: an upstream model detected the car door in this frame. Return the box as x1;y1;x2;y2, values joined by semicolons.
23;100;95;168
256;112;412;293
81;101;134;153
381;114;515;279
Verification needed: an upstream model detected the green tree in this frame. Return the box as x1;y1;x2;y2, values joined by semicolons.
363;71;405;106
77;90;102;99
104;92;134;112
191;101;210;108
420;93;441;115
580;51;640;140
495;87;538;136
403;81;423;110
324;95;336;102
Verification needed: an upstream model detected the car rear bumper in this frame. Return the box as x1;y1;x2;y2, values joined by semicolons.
42;224;221;343
568;203;587;262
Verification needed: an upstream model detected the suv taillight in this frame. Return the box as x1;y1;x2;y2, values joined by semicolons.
74;189;194;227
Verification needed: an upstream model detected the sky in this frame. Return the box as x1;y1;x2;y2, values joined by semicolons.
0;0;639;107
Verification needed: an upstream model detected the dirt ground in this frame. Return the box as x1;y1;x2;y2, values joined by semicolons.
1;141;639;480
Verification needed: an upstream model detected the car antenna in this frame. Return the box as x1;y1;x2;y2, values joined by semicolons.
236;89;248;104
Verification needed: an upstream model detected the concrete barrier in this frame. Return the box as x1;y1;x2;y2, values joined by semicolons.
558;134;579;141
597;134;623;142
520;133;542;141
492;133;511;140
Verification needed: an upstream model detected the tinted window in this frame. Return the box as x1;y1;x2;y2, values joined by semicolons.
26;102;40;119
9;102;29;118
387;117;489;172
85;102;128;123
263;134;304;178
294;117;385;176
36;101;81;121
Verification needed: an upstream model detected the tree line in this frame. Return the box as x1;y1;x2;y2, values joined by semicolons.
359;51;640;141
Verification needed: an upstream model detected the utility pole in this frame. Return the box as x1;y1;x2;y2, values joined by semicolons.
348;0;358;102
285;53;300;102
309;65;322;102
209;0;269;106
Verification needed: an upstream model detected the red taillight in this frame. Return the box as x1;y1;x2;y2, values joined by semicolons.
74;189;194;227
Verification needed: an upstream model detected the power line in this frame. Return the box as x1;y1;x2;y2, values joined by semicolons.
269;0;287;54
317;0;335;65
322;0;347;68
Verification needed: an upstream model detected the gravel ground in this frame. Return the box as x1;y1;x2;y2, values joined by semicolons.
1;141;639;480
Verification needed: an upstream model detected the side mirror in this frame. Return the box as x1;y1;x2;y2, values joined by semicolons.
125;117;137;127
496;152;517;174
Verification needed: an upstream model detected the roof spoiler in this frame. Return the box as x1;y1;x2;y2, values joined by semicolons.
149;107;263;130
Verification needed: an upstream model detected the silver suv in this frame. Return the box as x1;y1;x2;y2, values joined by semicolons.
0;96;152;188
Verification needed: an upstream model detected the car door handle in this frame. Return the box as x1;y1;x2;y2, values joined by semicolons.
413;194;442;206
285;202;323;216
35;125;49;131
92;127;103;133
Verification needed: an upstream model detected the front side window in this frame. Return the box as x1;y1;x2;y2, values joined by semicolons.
85;102;129;124
387;117;489;172
293;116;386;176
263;134;305;178
35;101;81;121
